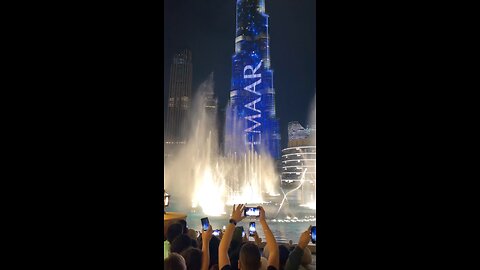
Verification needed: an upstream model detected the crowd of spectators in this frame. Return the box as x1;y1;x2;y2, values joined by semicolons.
164;205;315;270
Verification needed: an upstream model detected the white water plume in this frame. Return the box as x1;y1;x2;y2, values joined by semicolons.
164;73;280;216
275;168;308;218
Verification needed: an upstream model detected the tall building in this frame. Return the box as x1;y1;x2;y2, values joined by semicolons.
165;49;192;155
203;73;219;149
224;0;281;160
203;73;218;118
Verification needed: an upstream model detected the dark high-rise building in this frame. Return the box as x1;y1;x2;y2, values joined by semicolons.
203;73;218;118
165;49;192;154
203;73;219;150
224;0;281;160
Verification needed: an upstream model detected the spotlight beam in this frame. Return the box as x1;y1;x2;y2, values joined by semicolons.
274;168;308;219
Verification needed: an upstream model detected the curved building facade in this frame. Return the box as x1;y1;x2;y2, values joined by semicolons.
281;146;316;184
281;121;316;205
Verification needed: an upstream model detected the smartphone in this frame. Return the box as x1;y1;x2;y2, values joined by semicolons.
222;225;226;232
249;222;256;236
244;207;260;217
200;217;210;231
311;226;316;244
165;196;169;207
213;229;221;236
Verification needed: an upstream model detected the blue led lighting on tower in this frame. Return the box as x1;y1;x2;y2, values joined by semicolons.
225;0;281;160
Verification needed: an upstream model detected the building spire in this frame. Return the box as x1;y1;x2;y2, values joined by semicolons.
258;0;265;13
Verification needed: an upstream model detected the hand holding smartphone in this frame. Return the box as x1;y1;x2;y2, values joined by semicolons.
201;217;210;231
244;206;260;217
249;222;256;236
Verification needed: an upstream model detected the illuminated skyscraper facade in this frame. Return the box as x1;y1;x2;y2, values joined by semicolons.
165;49;192;155
225;0;281;159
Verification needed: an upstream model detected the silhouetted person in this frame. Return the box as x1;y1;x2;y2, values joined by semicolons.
171;234;195;254
165;252;187;270
219;205;279;270
167;223;184;243
181;247;203;270
165;222;184;258
179;219;188;234
284;226;313;270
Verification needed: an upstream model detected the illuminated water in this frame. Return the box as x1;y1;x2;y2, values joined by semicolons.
164;75;316;243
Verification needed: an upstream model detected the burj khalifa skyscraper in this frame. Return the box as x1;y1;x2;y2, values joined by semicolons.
225;0;281;160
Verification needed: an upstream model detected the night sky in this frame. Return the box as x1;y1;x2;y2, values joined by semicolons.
164;0;316;149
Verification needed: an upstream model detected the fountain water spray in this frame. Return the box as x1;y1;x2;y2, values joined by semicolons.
164;74;280;216
274;168;308;219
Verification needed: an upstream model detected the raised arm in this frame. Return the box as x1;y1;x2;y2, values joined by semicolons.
219;204;245;269
253;231;262;246
201;225;213;270
259;206;279;269
285;226;311;270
